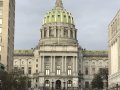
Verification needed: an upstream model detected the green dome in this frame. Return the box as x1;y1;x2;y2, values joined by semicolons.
43;0;74;24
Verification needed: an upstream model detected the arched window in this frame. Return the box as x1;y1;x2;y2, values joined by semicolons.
45;80;50;87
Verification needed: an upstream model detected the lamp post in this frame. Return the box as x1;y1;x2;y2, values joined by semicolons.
63;81;66;90
52;81;54;90
116;83;119;90
78;72;83;90
0;80;2;90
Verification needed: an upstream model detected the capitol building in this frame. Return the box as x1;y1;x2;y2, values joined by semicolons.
13;0;109;90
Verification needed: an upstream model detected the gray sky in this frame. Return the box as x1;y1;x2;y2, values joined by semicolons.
15;0;120;50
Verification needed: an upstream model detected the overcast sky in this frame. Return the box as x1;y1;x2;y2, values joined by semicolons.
15;0;120;50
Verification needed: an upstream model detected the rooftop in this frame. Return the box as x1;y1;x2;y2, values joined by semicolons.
82;50;108;57
14;50;34;56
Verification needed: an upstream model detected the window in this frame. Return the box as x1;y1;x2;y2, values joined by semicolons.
45;69;50;75
0;1;3;7
0;37;2;43
85;68;88;75
28;67;31;74
68;70;72;75
21;67;24;74
0;46;1;51
68;16;71;19
57;69;60;75
92;68;95;74
0;19;2;24
85;82;89;88
45;80;50;87
44;28;47;37
36;79;38;82
58;15;60;17
29;61;31;64
67;80;72;87
64;15;66;18
64;27;68;37
52;15;54;17
68;66;71;68
36;59;38;62
49;27;54;37
57;66;60;69
70;30;73;38
0;28;2;33
36;64;38;68
36;69;38;73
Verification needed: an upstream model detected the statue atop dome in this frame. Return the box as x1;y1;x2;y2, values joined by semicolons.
55;0;63;8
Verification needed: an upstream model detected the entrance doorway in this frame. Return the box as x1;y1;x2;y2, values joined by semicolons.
56;80;61;89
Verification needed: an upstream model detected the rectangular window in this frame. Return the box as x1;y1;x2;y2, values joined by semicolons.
45;69;50;75
36;69;38;73
21;67;24;74
0;46;1;51
49;27;54;37
0;19;2;24
36;64;38;68
57;70;60;75
92;68;95;75
68;70;72;75
85;67;88;75
36;59;38;62
0;28;2;33
0;37;2;43
28;67;31;74
85;82;89;88
0;1;3;7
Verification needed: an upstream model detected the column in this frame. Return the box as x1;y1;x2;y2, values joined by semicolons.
53;56;55;72
42;29;44;38
68;29;70;38
73;56;75;72
73;30;75;39
61;27;64;37
76;56;78;72
54;27;56;37
47;27;49;38
40;57;42;72
42;56;44;72
118;36;120;70
65;56;67;72
62;56;64;72
51;56;53;72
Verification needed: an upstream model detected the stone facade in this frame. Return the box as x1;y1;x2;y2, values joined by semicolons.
13;50;109;90
81;50;108;89
108;10;120;89
0;0;15;72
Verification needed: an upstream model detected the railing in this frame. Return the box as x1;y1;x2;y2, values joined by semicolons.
31;87;79;90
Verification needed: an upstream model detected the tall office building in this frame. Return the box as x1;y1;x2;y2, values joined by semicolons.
0;0;15;72
108;10;120;89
